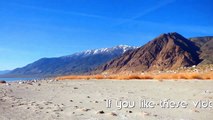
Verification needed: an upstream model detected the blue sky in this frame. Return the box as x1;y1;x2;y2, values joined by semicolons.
0;0;212;70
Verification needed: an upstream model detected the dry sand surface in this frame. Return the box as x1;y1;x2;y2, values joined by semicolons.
0;79;213;120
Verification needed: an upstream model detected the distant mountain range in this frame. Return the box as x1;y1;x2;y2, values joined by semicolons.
1;32;213;77
4;45;136;77
0;70;11;75
96;33;213;74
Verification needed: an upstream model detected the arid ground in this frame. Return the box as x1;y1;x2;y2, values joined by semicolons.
1;79;213;120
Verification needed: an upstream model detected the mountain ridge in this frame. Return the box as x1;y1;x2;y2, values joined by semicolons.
1;33;212;77
3;45;136;77
189;36;213;65
0;70;11;75
96;32;207;74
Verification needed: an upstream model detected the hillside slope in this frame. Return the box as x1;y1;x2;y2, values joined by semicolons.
98;32;202;73
190;36;213;65
6;45;136;77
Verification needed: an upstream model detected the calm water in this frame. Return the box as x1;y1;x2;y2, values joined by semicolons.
0;78;40;82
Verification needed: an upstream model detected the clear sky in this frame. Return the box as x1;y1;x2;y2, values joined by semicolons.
0;0;212;70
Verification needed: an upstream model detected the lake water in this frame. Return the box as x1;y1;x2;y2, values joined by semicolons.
0;78;40;82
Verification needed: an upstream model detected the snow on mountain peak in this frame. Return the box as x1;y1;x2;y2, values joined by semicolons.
64;45;137;58
82;45;136;55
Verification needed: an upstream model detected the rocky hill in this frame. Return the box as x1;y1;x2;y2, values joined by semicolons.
189;36;213;65
97;32;204;73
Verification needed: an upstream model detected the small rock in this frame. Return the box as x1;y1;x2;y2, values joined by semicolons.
27;82;33;85
18;103;25;106
0;80;6;84
43;101;52;105
35;104;39;106
193;109;200;113
18;81;24;84
74;106;79;109
70;100;73;102
49;80;53;82
205;90;212;94
97;110;104;114
74;87;78;89
142;112;150;116
6;83;11;86
33;80;37;83
110;112;117;116
82;108;90;112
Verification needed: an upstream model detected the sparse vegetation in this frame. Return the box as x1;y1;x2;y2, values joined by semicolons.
57;75;105;80
57;71;213;80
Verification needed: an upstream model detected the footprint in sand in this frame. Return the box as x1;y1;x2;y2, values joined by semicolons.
109;112;117;116
81;108;91;112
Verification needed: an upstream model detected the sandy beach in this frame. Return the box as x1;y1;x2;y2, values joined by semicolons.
1;79;213;120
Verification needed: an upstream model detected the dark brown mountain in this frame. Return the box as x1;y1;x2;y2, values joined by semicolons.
189;36;213;65
97;32;202;73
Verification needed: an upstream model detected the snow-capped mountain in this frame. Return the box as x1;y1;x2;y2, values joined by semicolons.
7;45;136;77
64;45;137;58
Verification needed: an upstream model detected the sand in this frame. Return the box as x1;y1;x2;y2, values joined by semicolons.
0;79;213;120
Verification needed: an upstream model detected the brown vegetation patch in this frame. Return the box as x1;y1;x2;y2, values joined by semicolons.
57;72;213;80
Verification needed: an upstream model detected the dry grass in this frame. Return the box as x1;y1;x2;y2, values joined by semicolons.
57;72;213;80
57;75;104;80
153;72;213;80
